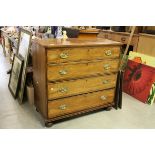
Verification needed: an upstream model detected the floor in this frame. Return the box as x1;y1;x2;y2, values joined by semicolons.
0;45;155;129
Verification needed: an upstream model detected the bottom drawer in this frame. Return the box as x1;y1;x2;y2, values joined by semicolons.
48;89;115;118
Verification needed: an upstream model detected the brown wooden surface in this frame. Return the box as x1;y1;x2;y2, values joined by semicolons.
32;44;47;118
48;74;117;100
78;33;98;39
32;38;122;125
47;59;119;81
1;34;6;57
99;30;139;36
78;29;100;39
47;46;120;63
137;33;155;57
98;30;139;51
35;38;122;48
48;89;115;118
79;29;100;33
1;29;18;63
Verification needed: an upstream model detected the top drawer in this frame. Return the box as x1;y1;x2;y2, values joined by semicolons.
47;46;120;63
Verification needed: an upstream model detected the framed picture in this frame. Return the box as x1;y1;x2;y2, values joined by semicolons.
17;28;32;58
8;54;24;98
17;28;32;104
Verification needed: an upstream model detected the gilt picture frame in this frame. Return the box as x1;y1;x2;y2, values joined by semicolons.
17;28;32;104
8;54;24;98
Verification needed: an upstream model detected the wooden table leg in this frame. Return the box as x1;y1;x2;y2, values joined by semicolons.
1;36;6;57
8;40;13;63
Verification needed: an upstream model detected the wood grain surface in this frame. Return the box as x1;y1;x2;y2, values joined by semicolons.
47;59;119;81
35;38;122;48
48;89;115;118
47;46;120;63
48;74;117;100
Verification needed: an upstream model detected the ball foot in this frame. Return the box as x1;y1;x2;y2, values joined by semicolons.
105;106;113;111
45;122;53;127
36;108;39;112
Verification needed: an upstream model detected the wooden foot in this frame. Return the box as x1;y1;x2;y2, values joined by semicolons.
105;106;113;111
45;122;53;127
36;108;39;112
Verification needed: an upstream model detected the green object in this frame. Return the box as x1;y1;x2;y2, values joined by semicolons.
120;54;129;72
147;83;155;105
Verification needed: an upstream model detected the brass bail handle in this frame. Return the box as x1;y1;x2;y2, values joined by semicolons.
59;87;68;93
59;104;67;110
103;80;109;84
59;69;67;75
104;64;110;70
60;52;68;59
105;50;112;56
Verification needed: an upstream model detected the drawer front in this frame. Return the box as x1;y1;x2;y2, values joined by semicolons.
47;46;120;63
48;74;117;100
114;35;128;44
48;89;115;118
47;59;119;81
113;34;138;46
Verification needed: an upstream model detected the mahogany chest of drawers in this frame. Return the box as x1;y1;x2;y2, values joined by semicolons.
32;38;122;127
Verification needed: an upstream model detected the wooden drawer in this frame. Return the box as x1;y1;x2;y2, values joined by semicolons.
98;32;114;40
48;89;115;118
113;34;138;46
47;59;119;81
48;74;117;100
105;33;113;40
113;34;129;44
47;46;120;63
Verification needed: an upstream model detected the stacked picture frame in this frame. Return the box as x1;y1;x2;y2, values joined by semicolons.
8;28;32;104
8;54;24;98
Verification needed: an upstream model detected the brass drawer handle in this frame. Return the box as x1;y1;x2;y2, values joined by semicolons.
104;64;111;70
59;87;68;93
60;52;68;59
59;70;67;75
103;80;109;84
59;104;67;110
105;50;112;56
101;95;107;101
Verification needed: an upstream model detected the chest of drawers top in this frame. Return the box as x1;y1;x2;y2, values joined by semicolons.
34;38;122;48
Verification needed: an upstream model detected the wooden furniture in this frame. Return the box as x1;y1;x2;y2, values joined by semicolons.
32;38;122;127
98;30;139;51
1;28;33;71
78;29;100;39
1;28;18;62
137;33;155;57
